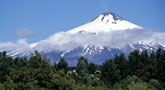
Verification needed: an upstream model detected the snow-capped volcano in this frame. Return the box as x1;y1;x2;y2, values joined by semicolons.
5;12;165;66
68;12;142;34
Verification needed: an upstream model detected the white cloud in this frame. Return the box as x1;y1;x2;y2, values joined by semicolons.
17;39;28;45
34;29;165;52
0;29;165;55
0;42;16;52
14;29;35;38
0;39;33;56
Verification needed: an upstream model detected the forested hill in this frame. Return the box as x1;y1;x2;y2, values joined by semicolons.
0;48;165;90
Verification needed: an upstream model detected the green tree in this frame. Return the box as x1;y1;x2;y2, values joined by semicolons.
155;48;163;61
147;51;157;80
138;50;151;81
35;56;54;89
114;53;128;80
29;50;42;68
128;50;152;81
87;62;99;74
0;83;5;90
0;54;14;82
128;50;140;75
77;57;88;73
4;75;15;90
13;57;28;69
57;57;68;73
101;59;120;85
122;75;154;90
127;82;153;90
12;67;37;89
157;51;165;82
51;70;76;90
149;79;162;90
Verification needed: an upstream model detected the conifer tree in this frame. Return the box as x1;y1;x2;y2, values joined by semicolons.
87;62;99;74
128;50;140;75
114;53;128;80
57;57;68;73
157;51;165;82
77;57;88;73
101;59;120;85
29;50;42;68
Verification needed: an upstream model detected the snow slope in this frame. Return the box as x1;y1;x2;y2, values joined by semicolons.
68;12;142;34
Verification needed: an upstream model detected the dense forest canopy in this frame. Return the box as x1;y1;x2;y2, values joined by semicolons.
0;49;165;90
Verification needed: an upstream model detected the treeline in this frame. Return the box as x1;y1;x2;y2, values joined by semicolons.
0;49;165;90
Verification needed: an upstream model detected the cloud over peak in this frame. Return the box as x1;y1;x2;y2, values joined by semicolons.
34;29;165;52
0;28;165;56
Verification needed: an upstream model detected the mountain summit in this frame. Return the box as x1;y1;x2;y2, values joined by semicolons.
68;12;142;34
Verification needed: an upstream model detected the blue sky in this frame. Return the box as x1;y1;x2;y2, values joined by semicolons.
0;0;165;43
